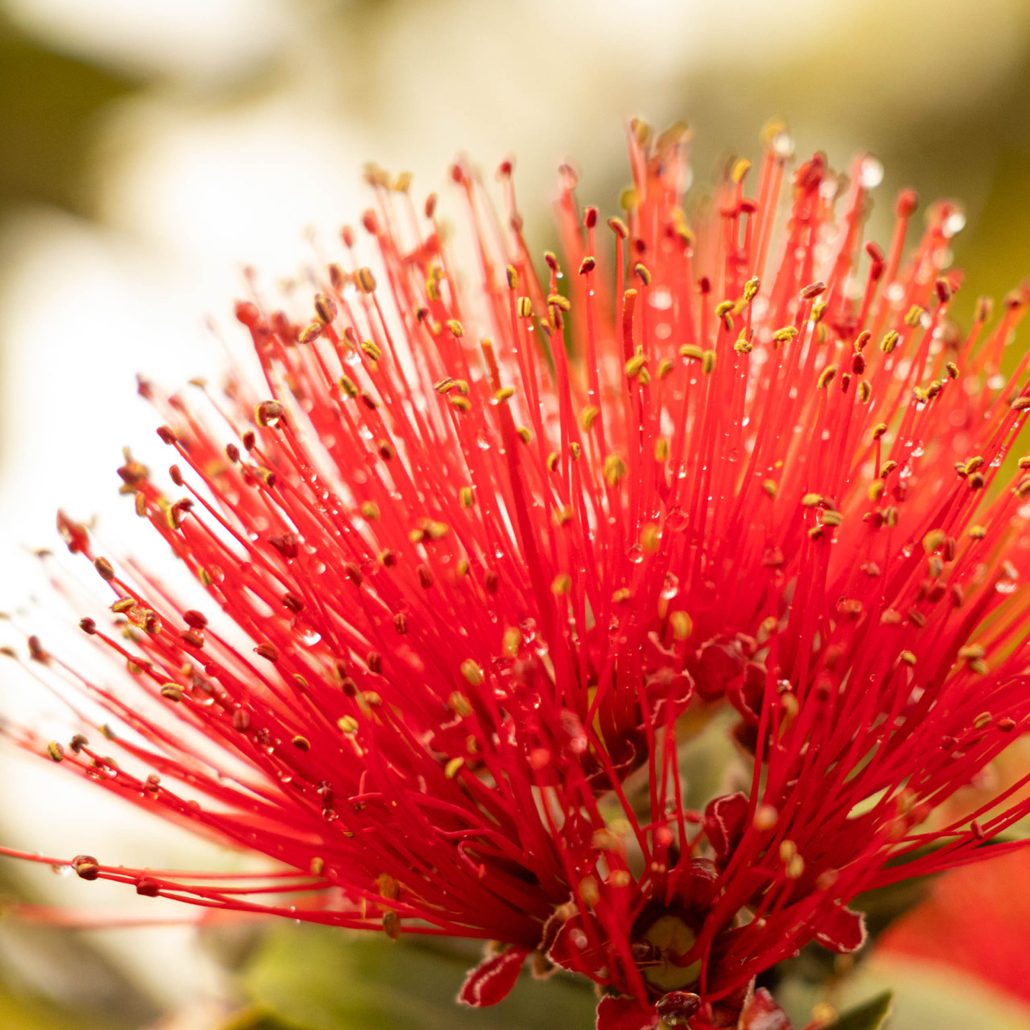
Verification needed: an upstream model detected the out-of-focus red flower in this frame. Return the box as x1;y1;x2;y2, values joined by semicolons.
6;120;1030;1029
876;846;1030;1012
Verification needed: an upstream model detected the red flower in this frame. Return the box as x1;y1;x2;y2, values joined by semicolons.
875;845;1030;1012
5;121;1030;1029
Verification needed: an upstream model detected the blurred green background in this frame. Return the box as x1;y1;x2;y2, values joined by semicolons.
2;0;1030;1027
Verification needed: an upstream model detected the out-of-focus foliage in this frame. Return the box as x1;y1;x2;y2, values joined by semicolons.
0;16;138;216
781;956;1030;1030
0;868;158;1029
831;991;893;1030
242;927;596;1030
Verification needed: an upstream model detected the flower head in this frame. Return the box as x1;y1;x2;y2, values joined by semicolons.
5;120;1030;1029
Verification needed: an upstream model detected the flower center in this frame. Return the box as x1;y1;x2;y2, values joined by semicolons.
639;914;702;991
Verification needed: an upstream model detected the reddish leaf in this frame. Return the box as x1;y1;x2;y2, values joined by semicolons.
547;911;608;979
813;902;867;954
705;793;749;866
738;987;791;1030
457;945;530;1007
596;995;660;1030
691;637;746;700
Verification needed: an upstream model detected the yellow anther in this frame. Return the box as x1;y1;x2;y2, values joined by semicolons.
459;660;483;687
731;157;752;183
633;263;652;286
604;454;628;486
670;611;692;641
625;349;648;379
641;523;660;553
502;627;522;656
448;691;474;717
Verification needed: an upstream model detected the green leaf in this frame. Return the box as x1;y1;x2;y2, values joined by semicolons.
831;990;893;1030
219;1005;307;1030
242;925;596;1030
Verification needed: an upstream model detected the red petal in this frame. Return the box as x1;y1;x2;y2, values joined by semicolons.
704;792;749;865
547;912;608;978
596;995;660;1030
457;945;530;1007
738;987;792;1030
814;903;867;954
691;637;746;700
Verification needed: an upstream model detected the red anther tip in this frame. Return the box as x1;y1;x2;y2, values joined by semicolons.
896;189;919;217
234;300;260;328
864;241;885;264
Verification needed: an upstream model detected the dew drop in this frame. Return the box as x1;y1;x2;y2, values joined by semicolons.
666;507;687;531
859;155;884;189
943;209;966;238
649;287;673;311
